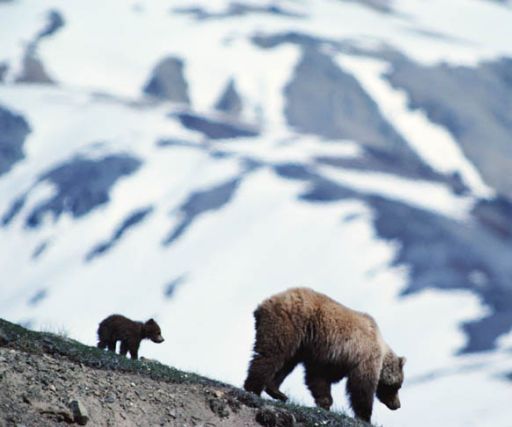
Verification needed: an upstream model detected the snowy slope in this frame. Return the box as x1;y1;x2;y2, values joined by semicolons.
1;1;512;426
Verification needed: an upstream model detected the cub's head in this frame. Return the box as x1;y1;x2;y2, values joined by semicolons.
144;318;164;343
376;352;406;411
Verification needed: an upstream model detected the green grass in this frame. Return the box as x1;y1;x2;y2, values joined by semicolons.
0;317;370;427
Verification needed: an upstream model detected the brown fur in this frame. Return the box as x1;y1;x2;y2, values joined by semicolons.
97;314;164;360
243;288;406;422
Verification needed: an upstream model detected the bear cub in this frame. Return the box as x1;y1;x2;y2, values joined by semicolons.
244;287;406;423
97;314;164;360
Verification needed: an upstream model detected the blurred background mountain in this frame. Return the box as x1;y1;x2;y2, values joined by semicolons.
1;1;512;425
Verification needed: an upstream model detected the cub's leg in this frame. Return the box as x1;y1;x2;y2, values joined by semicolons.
128;339;139;360
120;340;129;357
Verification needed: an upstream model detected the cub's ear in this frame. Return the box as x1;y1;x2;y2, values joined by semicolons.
399;357;407;368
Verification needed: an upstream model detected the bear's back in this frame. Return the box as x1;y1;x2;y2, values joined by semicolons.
261;288;386;360
98;314;142;341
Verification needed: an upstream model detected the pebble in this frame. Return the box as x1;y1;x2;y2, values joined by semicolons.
105;394;116;404
69;399;89;426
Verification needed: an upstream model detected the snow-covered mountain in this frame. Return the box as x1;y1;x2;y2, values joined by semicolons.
1;1;512;425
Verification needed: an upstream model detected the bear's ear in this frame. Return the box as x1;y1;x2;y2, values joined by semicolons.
399;357;407;368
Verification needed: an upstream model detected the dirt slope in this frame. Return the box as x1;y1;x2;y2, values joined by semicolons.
0;319;367;427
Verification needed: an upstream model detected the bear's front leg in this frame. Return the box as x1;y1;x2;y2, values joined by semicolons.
305;367;334;411
120;340;129;357
346;359;379;422
127;339;140;360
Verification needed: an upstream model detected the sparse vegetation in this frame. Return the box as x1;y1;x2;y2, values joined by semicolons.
0;318;369;426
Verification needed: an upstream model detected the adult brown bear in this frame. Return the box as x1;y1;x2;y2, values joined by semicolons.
97;314;164;360
243;288;406;422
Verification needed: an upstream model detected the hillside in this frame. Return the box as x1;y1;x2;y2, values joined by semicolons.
0;318;365;427
1;1;512;426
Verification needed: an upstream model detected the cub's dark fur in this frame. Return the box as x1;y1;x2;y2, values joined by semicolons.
97;314;164;360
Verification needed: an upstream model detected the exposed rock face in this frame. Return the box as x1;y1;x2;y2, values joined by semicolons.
252;32;324;50
215;78;243;116
387;57;512;199
13;9;64;84
285;48;426;171
368;195;512;353
86;206;153;261
28;155;141;227
473;197;512;239
343;0;394;13
173;3;304;20
0;63;7;82
175;112;259;139
272;161;512;353
36;9;65;40
164;177;242;245
143;56;190;104
15;49;55;84
2;155;141;228
164;275;187;299
0;106;31;175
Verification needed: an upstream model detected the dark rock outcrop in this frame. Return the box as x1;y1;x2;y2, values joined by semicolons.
164;177;242;245
143;57;190;103
285;48;427;174
369;195;512;353
343;0;394;13
215;79;242;116
173;3;304;20
0;106;31;175
86;206;153;261
175;112;258;139
472;197;512;239
387;57;512;199
4;155;141;228
164;275;187;299
0;63;7;82
15;48;55;84
36;9;65;40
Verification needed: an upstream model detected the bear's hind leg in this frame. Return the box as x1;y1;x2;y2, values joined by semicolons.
244;353;288;400
97;340;107;350
265;385;288;402
244;354;269;396
305;366;333;410
266;353;302;401
107;340;116;352
346;358;380;422
120;340;129;357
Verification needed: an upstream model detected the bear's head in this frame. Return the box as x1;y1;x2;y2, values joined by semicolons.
376;352;405;411
144;319;165;343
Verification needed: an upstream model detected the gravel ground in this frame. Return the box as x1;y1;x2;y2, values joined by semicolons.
0;318;367;427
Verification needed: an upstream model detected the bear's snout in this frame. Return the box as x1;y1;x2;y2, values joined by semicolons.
154;335;164;343
386;398;401;410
